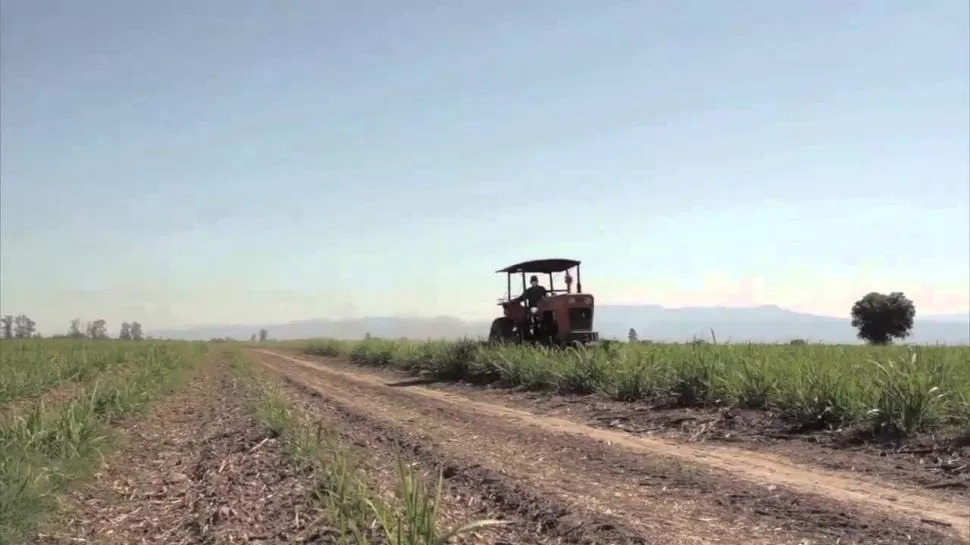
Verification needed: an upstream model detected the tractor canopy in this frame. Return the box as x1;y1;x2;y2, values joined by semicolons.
496;258;584;300
496;258;580;274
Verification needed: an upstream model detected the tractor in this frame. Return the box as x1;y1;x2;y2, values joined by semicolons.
488;258;600;347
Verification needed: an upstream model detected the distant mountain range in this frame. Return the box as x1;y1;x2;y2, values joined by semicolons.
148;305;970;345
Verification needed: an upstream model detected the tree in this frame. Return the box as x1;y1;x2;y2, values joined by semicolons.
130;322;144;340
0;315;12;339
68;319;85;338
628;328;638;343
258;328;268;342
119;322;132;340
86;319;108;339
850;292;916;345
250;333;257;342
13;315;36;338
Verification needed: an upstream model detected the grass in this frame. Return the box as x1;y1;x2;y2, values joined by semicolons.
0;340;179;405
227;348;506;544
296;337;970;439
0;340;208;545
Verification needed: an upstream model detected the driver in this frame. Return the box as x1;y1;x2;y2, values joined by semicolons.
514;275;548;307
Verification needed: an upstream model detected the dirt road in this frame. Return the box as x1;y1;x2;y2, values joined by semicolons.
252;349;970;545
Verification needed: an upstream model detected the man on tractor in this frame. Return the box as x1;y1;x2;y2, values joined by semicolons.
514;275;548;308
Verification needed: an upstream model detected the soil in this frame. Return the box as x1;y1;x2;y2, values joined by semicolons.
249;364;624;545
32;356;330;545
284;349;970;502
428;381;970;498
252;349;970;545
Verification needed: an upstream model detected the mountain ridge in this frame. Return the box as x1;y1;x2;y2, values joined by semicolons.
147;304;970;344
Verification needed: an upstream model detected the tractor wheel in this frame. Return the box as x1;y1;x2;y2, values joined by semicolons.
488;317;518;344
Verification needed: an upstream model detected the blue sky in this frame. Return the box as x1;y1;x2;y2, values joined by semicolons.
2;1;968;333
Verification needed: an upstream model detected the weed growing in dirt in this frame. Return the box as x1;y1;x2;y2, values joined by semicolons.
228;349;506;544
0;341;208;544
297;338;970;439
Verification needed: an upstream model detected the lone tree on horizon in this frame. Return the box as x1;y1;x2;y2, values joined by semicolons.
13;315;36;338
130;321;144;341
850;292;916;345
86;319;109;340
68;319;85;338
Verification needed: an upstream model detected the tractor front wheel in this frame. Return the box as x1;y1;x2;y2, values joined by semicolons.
488;317;518;344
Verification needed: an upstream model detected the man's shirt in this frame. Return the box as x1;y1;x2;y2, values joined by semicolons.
520;285;548;307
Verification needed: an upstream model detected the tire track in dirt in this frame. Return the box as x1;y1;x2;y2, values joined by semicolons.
254;349;969;545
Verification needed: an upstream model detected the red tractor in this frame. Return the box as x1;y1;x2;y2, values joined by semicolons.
489;258;600;346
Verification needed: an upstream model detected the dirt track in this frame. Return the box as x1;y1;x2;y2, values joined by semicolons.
35;357;326;545
252;349;970;545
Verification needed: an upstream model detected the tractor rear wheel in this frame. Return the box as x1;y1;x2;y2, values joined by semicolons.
488;317;518;344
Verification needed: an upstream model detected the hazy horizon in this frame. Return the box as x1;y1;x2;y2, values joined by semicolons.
141;304;970;345
9;302;970;339
2;1;968;333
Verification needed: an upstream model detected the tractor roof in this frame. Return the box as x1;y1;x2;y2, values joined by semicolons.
496;258;580;274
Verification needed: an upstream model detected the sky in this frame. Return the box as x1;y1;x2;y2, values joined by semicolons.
1;1;968;334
